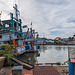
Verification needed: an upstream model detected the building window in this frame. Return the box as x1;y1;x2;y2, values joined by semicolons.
0;35;2;38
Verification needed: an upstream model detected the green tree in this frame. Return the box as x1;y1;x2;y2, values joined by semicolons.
68;37;73;41
0;44;16;66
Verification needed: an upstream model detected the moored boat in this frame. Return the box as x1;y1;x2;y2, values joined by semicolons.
0;4;40;55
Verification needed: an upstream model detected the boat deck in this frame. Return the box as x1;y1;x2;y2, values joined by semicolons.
1;66;61;75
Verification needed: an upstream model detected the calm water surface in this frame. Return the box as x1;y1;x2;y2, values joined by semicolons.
18;45;75;66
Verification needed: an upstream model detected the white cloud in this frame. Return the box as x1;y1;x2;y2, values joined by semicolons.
0;0;75;39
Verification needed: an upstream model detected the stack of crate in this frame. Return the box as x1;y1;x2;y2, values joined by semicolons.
12;66;23;75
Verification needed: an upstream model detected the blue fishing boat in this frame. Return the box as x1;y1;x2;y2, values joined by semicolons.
0;4;40;55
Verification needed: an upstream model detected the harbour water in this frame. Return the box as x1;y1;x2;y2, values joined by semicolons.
18;45;75;66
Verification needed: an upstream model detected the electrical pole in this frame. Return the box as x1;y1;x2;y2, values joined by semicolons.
68;44;70;61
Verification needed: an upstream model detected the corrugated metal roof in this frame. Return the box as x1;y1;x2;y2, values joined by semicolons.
33;66;60;75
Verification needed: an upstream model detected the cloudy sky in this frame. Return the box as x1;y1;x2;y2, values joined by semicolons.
0;0;75;39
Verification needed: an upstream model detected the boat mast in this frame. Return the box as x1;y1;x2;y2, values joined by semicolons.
13;4;19;31
31;22;33;47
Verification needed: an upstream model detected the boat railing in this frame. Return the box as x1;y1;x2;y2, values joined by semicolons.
0;27;10;31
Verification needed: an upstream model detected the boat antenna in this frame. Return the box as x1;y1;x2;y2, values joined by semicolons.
31;21;32;28
43;33;45;38
0;11;2;26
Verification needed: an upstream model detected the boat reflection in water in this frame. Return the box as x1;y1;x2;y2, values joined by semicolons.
17;45;75;66
18;52;40;65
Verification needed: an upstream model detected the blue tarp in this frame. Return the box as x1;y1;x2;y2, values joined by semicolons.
37;46;40;49
25;46;31;50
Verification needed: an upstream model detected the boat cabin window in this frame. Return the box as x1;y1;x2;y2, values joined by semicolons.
0;35;2;38
5;24;9;28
